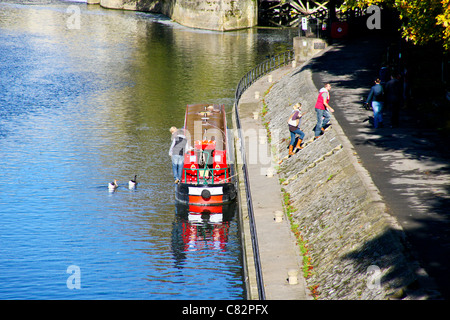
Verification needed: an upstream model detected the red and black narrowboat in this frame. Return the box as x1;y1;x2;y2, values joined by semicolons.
174;104;237;206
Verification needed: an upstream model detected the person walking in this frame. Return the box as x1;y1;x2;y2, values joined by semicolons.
366;78;384;129
384;73;403;128
169;126;188;184
287;103;305;156
314;83;334;139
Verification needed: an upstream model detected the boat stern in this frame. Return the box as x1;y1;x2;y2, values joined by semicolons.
175;183;236;206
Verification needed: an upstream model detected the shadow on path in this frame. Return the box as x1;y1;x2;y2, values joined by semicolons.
304;34;450;299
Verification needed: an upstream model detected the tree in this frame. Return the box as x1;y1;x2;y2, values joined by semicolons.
436;0;450;50
343;0;450;50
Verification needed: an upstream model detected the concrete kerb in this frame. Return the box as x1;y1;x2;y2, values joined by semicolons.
231;106;259;300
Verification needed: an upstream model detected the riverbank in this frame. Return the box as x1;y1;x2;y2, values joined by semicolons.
233;65;312;300
235;36;445;299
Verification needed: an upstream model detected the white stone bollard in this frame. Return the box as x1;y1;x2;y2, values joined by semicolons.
268;75;273;83
274;211;283;223
287;269;299;285
259;135;267;145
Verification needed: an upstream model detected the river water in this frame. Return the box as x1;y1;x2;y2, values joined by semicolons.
0;0;296;299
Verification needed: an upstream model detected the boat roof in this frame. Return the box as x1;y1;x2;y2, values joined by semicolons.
184;104;227;151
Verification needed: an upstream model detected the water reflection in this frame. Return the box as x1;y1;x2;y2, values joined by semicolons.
172;202;236;260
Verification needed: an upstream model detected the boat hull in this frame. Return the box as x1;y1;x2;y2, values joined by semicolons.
175;182;237;206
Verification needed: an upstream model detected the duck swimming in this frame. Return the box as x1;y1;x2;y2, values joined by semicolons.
128;175;137;189
108;179;118;191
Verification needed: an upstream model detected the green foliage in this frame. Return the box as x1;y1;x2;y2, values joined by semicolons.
436;0;450;50
342;0;450;50
280;188;319;298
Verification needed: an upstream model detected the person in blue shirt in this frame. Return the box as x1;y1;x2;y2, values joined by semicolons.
366;78;384;129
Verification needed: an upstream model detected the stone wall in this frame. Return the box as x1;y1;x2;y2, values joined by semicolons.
293;36;327;63
262;62;434;299
95;0;257;31
98;0;165;12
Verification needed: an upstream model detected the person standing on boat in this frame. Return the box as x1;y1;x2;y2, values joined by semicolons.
169;126;188;184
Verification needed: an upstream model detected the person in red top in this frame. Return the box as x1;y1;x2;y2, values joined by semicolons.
314;83;334;139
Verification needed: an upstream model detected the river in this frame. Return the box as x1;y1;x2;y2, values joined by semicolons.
0;0;296;299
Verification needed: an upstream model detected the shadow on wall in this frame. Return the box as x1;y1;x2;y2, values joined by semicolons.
339;227;441;299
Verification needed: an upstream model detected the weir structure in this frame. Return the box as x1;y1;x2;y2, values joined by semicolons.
87;0;345;32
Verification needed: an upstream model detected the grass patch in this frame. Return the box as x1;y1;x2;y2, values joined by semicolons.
280;188;319;299
261;100;272;144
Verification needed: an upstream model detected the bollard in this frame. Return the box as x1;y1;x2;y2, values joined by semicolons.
287;269;299;285
292;60;297;68
253;111;259;120
266;167;274;178
255;91;260;100
274;211;283;223
268;75;273;83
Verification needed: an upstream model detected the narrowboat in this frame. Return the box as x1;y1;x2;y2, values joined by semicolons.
174;104;237;206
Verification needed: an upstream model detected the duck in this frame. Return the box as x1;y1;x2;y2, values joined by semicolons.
128;175;137;189
108;179;118;191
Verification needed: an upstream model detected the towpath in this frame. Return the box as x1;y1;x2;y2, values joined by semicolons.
237;65;312;300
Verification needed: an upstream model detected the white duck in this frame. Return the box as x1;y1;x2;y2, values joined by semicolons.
108;179;118;192
128;175;137;189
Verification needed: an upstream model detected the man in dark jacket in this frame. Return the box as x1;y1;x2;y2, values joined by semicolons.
366;78;384;128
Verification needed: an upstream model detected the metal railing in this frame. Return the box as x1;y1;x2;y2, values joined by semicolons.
233;50;295;300
235;50;294;106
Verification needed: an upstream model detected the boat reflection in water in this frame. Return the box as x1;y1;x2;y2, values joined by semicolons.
173;202;236;252
172;202;237;269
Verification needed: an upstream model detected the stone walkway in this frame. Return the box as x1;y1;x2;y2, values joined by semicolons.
237;65;312;300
